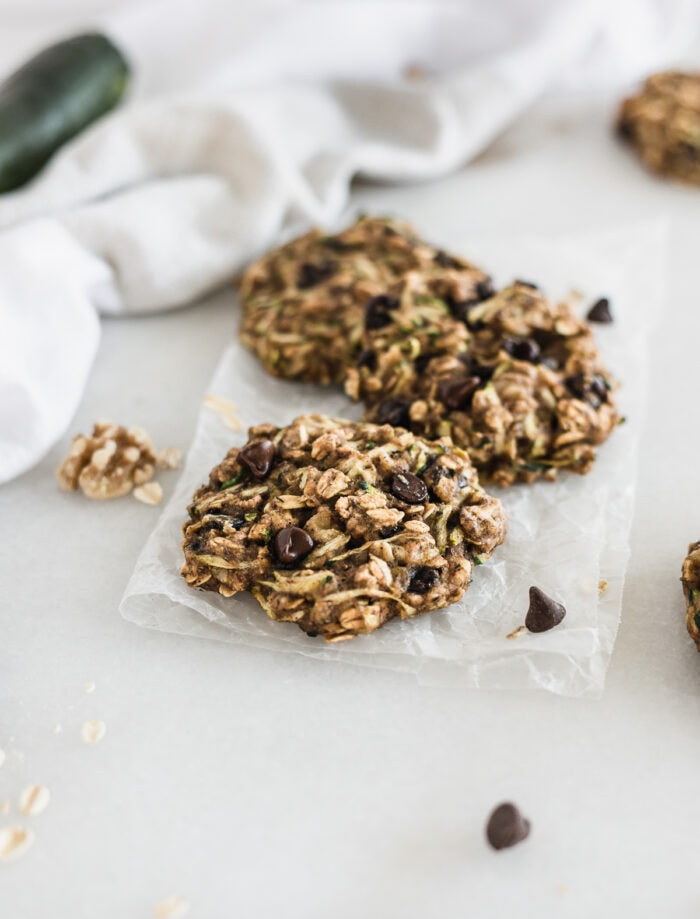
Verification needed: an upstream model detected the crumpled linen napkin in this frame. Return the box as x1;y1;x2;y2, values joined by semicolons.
0;0;696;484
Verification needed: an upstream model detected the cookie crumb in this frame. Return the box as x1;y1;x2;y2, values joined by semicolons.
598;579;608;594
81;720;107;745
53;723;62;735
84;681;96;694
0;826;34;862
133;482;164;505
154;895;190;918
18;785;50;817
506;625;528;640
204;395;243;431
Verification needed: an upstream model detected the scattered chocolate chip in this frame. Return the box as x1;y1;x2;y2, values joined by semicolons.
357;348;377;371
434;250;462;269
586;297;613;323
377;398;411;428
476;278;495;300
525;586;566;632
238;440;275;479
438;376;481;410
504;337;541;363
514;279;539;290
274;526;314;565
409;566;439;593
486;803;531;850
365;294;399;330
297;260;336;289
390;471;428;504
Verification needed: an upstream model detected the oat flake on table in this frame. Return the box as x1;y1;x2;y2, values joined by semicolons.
0;826;34;862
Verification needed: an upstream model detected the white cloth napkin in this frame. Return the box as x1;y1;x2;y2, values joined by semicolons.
0;0;697;483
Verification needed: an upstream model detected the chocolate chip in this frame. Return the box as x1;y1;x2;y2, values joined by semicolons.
409;566;439;593
438;376;481;410
377;398;411;428
365;294;399;330
434;250;462;269
415;353;436;375
238;440;275;480
617;117;634;141
504;337;541;363
274;526;314;565
476;278;495;300
565;373;608;408
357;348;377;371
297;260;336;289
486;803;531;850
451;298;483;329
390;471;428;504
525;586;566;632
589;375;608;404
586;297;613;323
306;630;319;638
460;355;494;382
514;279;539;290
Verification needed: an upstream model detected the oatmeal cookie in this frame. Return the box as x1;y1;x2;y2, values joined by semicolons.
238;215;491;384
347;280;618;486
617;72;700;183
181;414;506;641
682;541;700;651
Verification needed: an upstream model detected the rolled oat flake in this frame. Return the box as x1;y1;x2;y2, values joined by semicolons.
525;586;566;632
486;802;531;850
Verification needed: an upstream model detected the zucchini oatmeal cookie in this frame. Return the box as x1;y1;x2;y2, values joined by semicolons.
346;279;618;486
617;72;700;184
238;215;491;384
181;414;506;642
682;541;700;651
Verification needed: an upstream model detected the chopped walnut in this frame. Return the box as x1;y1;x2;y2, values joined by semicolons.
57;422;179;500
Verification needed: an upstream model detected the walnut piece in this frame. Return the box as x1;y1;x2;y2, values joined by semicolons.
57;422;176;500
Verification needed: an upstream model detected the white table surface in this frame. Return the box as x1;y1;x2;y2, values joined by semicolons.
3;91;700;919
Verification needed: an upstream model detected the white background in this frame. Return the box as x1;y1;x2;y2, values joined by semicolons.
2;90;700;917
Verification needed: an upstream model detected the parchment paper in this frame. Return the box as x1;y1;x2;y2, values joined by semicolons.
120;222;663;696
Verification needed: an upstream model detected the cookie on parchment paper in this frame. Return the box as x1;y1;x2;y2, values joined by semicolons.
181;414;506;642
238;215;491;384
346;279;619;486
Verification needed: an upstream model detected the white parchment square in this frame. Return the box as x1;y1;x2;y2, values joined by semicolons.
120;222;663;696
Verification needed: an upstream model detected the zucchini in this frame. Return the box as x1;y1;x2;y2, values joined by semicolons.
0;32;130;193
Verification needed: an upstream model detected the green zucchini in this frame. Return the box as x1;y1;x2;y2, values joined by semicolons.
0;33;130;193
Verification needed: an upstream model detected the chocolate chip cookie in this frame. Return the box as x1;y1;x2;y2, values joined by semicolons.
617;72;700;183
238;215;491;384
181;414;507;642
346;279;618;486
682;541;700;651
